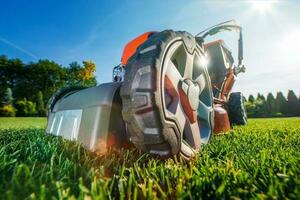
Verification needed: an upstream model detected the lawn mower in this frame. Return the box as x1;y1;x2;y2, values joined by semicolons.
46;20;247;159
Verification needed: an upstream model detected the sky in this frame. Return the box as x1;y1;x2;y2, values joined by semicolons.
0;0;299;97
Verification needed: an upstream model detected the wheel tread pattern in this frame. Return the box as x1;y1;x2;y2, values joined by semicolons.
120;30;209;157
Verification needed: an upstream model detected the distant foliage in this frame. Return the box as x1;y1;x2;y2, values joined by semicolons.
66;60;97;87
248;94;255;103
287;90;299;116
0;55;98;117
79;60;97;86
0;87;16;117
0;104;16;117
275;92;287;114
15;98;37;117
246;90;300;118
36;91;46;117
1;88;13;105
266;93;275;115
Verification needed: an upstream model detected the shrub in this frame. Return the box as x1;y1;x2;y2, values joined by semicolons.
0;104;16;117
36;91;46;117
15;98;37;117
274;112;284;117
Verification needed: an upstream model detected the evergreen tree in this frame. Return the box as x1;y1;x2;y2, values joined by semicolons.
245;101;255;117
275;92;287;115
0;87;16;117
257;93;266;101
256;93;267;117
248;95;255;103
36;91;46;117
266;93;276;116
287;90;299;116
1;87;13;105
298;94;300;116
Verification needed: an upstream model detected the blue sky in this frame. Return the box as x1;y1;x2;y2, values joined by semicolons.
1;0;299;97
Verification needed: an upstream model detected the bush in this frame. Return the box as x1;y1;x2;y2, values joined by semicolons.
274;112;284;117
0;104;16;117
36;91;46;117
15;98;37;117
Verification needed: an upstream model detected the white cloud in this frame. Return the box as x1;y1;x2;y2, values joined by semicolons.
0;36;38;60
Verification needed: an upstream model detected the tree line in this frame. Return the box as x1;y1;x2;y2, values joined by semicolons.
0;55;97;117
245;91;300;118
1;55;299;118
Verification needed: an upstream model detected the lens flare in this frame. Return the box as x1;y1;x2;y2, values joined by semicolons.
200;54;209;67
250;0;277;13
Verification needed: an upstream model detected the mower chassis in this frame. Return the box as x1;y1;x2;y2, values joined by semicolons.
46;82;127;154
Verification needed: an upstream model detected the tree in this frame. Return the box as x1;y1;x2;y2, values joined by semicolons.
286;90;299;116
266;93;276;116
275;92;287;115
36;91;46;117
298;94;300;116
245;101;255;118
15;98;37;117
78;60;97;86
0;56;24;97
1;87;13;105
18;59;67;103
257;93;266;101
255;93;267;117
0;87;17;117
0;55;9;94
248;95;255;103
0;105;16;117
65;60;97;87
65;62;82;86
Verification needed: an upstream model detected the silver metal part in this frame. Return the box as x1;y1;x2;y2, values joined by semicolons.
112;64;125;82
46;82;127;154
234;64;246;75
46;109;82;141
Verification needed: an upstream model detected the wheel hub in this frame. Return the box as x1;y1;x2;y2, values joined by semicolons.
179;79;200;123
161;40;213;156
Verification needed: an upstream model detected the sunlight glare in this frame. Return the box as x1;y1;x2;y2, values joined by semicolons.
200;54;209;67
277;28;300;63
250;0;277;14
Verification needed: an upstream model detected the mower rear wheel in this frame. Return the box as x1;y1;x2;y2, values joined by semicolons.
120;30;214;159
228;92;247;125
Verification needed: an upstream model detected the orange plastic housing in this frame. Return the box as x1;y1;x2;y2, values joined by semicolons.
213;104;231;134
121;32;154;65
204;39;224;49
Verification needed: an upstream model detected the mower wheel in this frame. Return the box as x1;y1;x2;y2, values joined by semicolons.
228;92;247;125
120;30;214;159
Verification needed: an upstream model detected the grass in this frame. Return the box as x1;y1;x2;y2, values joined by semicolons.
0;117;46;129
0;118;299;199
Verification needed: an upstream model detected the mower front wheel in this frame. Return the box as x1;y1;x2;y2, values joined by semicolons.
120;30;214;159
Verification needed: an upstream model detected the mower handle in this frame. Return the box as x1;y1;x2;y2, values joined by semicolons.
196;20;245;73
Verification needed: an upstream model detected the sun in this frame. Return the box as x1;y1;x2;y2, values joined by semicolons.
250;0;277;13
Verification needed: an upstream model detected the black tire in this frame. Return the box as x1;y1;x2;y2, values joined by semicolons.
120;30;214;158
228;92;247;125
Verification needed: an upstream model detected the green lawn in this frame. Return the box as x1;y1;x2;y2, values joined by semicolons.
0;117;46;129
0;118;299;199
